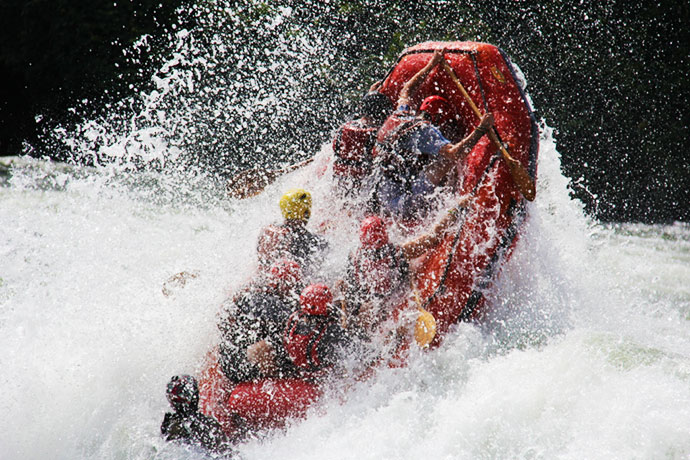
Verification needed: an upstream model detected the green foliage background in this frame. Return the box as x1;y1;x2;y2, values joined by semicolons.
0;0;687;223
0;0;184;152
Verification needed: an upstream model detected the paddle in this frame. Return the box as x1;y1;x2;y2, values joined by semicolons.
411;282;437;347
440;59;536;201
226;157;315;199
161;270;200;297
414;306;437;347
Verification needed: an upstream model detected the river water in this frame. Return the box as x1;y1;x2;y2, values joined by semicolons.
2;3;690;456
1;119;689;459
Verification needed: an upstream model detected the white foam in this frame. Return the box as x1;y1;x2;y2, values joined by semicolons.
3;122;690;459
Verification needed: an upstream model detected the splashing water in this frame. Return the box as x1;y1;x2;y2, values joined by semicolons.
3;121;690;459
4;2;690;458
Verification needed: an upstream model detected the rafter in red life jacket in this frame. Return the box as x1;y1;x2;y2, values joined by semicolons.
283;311;334;373
332;118;378;181
350;243;409;301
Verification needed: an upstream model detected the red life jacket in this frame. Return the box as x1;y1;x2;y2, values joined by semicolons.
332;119;378;183
256;224;289;270
350;243;409;300
283;310;340;373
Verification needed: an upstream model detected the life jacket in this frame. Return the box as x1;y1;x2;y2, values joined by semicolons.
349;243;409;302
372;111;432;180
217;284;299;383
161;411;229;452
283;310;342;373
256;225;290;271
332;119;378;183
257;222;326;272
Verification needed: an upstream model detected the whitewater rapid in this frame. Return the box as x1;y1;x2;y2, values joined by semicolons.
2;123;689;460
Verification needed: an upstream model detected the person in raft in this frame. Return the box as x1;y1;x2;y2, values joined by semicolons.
332;80;394;197
256;188;328;276
161;375;233;452
371;49;493;222
282;283;350;375
338;199;468;339
217;258;304;383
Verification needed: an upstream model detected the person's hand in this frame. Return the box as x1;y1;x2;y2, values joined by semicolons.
477;113;494;135
437;197;468;232
444;195;471;225
456;194;471;209
429;48;446;67
246;340;278;376
369;80;382;92
439;206;461;231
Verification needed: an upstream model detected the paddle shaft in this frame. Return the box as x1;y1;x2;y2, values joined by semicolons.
227;156;315;199
276;156;314;175
440;60;536;201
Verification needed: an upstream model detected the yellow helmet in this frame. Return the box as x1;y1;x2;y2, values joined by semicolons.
279;188;312;221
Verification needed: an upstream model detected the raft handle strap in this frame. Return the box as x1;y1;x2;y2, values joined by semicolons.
419;153;501;311
470;53;490;115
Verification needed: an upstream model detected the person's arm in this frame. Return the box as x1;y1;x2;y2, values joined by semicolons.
424;113;493;186
333;278;351;329
369;80;382;92
397;49;445;107
401;196;470;260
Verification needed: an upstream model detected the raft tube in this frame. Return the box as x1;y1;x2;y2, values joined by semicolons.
198;348;321;441
378;41;538;345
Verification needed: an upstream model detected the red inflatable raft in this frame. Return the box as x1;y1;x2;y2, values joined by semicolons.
199;40;538;439
198;348;321;442
378;41;539;346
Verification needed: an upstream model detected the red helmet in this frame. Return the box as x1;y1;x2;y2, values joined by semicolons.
166;375;199;413
359;215;389;250
419;95;454;126
269;258;302;293
299;283;333;316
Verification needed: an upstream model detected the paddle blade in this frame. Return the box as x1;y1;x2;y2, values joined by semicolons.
502;151;536;201
162;270;199;297
226;168;277;199
415;308;437;347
